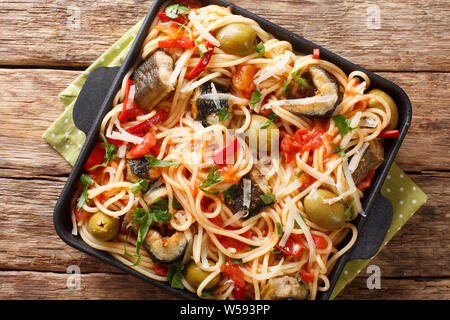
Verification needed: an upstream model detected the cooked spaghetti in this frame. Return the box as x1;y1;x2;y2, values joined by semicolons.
71;2;399;300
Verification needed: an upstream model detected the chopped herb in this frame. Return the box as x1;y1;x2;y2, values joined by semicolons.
167;261;185;289
247;245;258;251
333;144;346;156
260;193;276;205
271;247;282;254
218;106;231;122
177;23;185;32
165;3;190;19
150;198;173;222
296;170;303;177
145;155;178;167
172;197;182;210
201;288;216;297
255;42;265;57
89;133;117;170
297;278;309;290
130;178;150;195
259;112;277;129
76;174;94;209
250;89;262;105
230;258;245;265
123;231;143;267
345;200;356;221
131;208;153;255
199;165;221;194
224;185;236;205
282;78;291;96
332;115;358;137
276;222;283;237
197;41;212;58
294;76;309;87
294;211;306;228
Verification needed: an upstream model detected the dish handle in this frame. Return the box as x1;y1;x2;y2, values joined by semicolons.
347;193;393;261
72;66;121;135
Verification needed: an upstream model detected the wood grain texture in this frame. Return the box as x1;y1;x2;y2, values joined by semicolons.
0;69;448;178
0;0;449;71
0;172;447;277
0;0;448;301
0;271;447;300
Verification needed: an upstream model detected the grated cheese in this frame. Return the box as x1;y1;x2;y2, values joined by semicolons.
188;11;220;47
348;142;369;173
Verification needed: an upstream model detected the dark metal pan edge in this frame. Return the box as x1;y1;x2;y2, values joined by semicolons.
53;0;412;301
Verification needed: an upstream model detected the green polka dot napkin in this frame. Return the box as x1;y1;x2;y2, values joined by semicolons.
42;19;427;299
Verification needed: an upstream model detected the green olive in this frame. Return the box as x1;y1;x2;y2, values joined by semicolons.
184;260;220;290
367;89;399;131
87;212;119;241
245;114;280;152
303;189;346;231
216;23;256;56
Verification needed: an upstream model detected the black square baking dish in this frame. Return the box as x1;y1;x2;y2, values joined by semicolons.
53;0;412;300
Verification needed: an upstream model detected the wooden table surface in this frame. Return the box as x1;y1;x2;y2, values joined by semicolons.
0;0;449;300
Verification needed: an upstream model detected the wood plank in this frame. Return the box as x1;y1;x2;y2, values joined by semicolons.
337;277;450;300
0;172;447;277
0;270;447;300
0;0;448;71
0;69;448;176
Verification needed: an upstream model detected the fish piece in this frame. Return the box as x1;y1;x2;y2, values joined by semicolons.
126;157;160;182
260;276;309;300
227;166;275;219
191;80;232;127
352;140;384;185
143;229;188;264
283;65;342;118
131;49;174;110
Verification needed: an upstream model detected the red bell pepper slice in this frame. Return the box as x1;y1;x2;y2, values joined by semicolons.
125;110;169;135
83;144;105;172
153;263;168;276
276;234;305;257
378;130;400;139
213;138;240;166
158;39;195;49
126;132;157;159
223;257;246;300
300;269;315;284
313;48;320;59
118;79;146;124
185;42;214;80
157;11;189;24
217;229;252;253
357;169;376;190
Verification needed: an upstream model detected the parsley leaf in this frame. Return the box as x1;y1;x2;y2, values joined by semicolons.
276;222;283;237
218;106;231;122
260;193;276;205
130;178;150;195
165;4;190;19
131;208;153;255
333;144;346;156
167;261;185;289
294;76;309;87
345;200;356;221
197;41;212;58
89;133;117;170
296;170;303;177
77;174;94;209
145;155;178;167
230;258;245;265
294;211;306;228
201;288;216;297
259;112;277;129
282;78;291;96
255;42;265;57
151;198;173;222
224;185;236;205
199;165;221;194
250;89;262;105
172;197;182;210
332;115;358;137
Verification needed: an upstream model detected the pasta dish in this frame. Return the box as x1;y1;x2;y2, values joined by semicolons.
71;1;399;300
